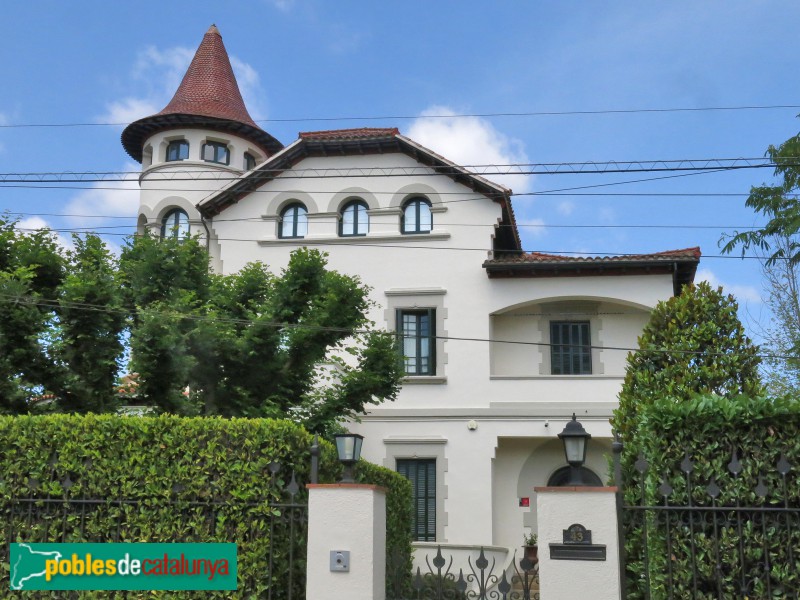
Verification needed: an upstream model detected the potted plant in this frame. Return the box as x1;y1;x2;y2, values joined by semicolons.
523;531;539;564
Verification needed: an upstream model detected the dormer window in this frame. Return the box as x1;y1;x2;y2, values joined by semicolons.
244;152;257;171
202;141;230;165
166;140;189;162
161;208;190;240
339;200;369;237
402;198;433;234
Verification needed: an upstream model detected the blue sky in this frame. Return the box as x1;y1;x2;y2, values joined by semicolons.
2;1;800;340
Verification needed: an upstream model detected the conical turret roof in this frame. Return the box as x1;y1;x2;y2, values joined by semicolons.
121;25;283;162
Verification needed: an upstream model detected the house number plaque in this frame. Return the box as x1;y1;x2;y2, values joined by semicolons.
550;523;606;561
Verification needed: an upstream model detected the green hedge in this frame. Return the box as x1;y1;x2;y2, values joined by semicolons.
0;414;412;599
622;394;800;599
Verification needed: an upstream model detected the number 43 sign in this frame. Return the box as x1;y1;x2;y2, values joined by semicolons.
563;523;592;545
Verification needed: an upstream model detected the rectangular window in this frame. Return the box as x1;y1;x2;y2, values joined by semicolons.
398;309;435;375
166;140;189;162
550;321;592;375
396;459;436;541
202;141;230;165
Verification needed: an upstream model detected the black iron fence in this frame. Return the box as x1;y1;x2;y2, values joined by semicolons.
615;445;800;599
1;443;319;599
388;546;539;600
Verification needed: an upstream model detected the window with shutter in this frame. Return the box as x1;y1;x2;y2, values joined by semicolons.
550;321;592;375
396;459;436;541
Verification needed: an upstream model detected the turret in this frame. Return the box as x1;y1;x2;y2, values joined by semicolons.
124;25;282;243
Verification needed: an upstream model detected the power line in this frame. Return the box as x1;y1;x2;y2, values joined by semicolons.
2;103;800;129
0;167;777;213
0;157;789;183
0;292;783;361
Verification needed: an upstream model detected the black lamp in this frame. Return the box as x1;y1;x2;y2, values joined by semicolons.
334;433;364;483
557;414;591;485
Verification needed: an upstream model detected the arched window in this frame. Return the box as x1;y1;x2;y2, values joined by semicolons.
339;200;369;237
244;152;257;171
280;203;308;239
202;141;230;165
546;466;602;487
166;140;189;162
161;208;190;239
402;198;432;234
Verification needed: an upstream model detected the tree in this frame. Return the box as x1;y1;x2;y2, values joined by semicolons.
119;235;403;433
0;217;66;413
720;126;800;393
752;234;800;395
612;281;763;440
56;235;126;413
721;127;800;266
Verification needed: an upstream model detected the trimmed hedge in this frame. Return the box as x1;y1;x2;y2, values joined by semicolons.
0;414;412;599
622;394;800;599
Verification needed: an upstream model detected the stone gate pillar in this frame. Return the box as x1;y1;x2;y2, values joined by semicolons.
306;483;387;600
535;486;621;600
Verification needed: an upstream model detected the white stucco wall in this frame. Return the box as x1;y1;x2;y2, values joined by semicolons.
134;140;683;555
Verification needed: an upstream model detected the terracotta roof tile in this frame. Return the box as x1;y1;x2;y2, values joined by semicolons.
157;25;258;127
487;247;701;264
121;25;283;162
299;127;401;140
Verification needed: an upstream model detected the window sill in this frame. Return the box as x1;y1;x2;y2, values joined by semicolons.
258;232;451;246
402;376;447;385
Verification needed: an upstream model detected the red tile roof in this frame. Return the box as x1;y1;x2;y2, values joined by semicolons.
121;25;283;162
483;247;701;293
300;127;401;140
157;25;258;127
487;247;702;264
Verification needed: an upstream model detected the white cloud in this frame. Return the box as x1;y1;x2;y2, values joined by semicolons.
267;0;295;10
16;216;74;252
557;201;575;216
406;106;533;194
696;268;761;305
230;57;267;120
103;98;161;126
99;45;266;124
65;162;140;228
519;217;546;238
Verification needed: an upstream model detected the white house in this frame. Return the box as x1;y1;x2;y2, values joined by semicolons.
124;26;700;559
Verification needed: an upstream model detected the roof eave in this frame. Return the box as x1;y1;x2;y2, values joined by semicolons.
121;114;284;163
482;257;700;295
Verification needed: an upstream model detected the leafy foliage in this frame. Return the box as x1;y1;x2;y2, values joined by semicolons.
721;127;800;266
0;220;402;433
753;234;800;395
57;235;125;413
720;123;800;395
120;237;404;432
612;281;763;440
621;394;800;599
610;282;792;598
0;217;66;413
0;414;413;599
